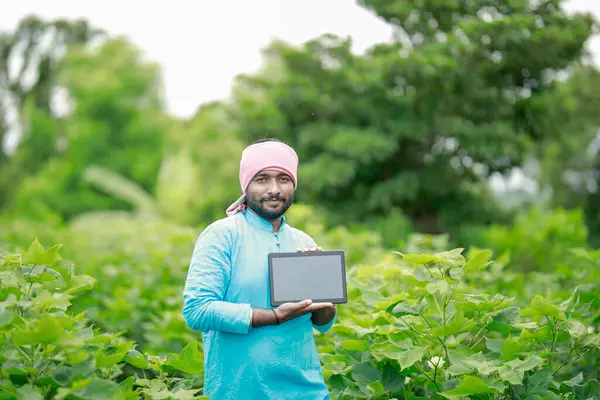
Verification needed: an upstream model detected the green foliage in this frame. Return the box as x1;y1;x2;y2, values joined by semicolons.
478;206;589;273
9;37;168;222
159;102;245;224
319;247;599;399
227;0;599;236
0;238;208;399
59;215;199;355
1;207;598;399
0;15;103;210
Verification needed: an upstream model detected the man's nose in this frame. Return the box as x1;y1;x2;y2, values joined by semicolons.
267;179;281;193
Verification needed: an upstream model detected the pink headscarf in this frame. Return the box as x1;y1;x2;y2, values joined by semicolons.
226;141;298;216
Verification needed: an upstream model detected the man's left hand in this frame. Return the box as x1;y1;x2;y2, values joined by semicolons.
297;246;323;252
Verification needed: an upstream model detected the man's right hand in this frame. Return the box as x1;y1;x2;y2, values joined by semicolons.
274;299;333;324
251;299;333;327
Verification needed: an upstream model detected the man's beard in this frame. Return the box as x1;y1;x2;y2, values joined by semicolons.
246;193;294;220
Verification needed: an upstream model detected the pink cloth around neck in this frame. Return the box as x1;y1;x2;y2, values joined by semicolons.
226;141;298;216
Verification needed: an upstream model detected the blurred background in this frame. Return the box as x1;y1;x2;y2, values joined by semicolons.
1;0;600;385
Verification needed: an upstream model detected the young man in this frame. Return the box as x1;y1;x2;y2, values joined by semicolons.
182;138;337;399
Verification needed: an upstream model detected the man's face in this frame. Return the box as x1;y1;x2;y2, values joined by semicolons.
245;169;295;220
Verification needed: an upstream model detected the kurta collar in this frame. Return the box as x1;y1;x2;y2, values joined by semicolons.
243;208;287;233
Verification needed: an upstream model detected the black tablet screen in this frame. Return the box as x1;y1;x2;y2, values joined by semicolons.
270;251;346;305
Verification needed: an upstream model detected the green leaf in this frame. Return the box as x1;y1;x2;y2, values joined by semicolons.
171;388;205;400
396;252;443;265
66;274;96;294
388;301;420;317
435;248;466;266
521;295;565;320
95;342;133;369
571;379;600;399
464;249;491;273
446;352;500;376
124;349;148;369
434;311;477;337
66;351;90;364
382;363;405;393
425;280;450;295
165;340;204;374
16;384;43;400
12;314;66;345
52;365;77;387
341;340;369;352
521;368;553;397
560;372;583;393
368;381;386;397
31;290;71;311
440;376;496;398
22;238;62;266
498;355;544;385
0;310;14;327
351;363;382;385
385;339;424;371
72;378;123;400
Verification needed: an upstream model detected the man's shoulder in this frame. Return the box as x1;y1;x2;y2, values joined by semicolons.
198;214;245;240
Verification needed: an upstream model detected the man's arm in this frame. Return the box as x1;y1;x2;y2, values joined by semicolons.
182;224;254;334
183;225;329;333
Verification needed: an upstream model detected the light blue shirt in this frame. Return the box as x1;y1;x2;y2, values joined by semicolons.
182;209;335;399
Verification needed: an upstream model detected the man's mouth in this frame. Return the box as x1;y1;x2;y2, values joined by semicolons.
264;199;284;206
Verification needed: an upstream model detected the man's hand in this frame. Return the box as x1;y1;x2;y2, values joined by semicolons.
252;244;336;328
252;299;332;327
297;245;323;252
274;299;333;324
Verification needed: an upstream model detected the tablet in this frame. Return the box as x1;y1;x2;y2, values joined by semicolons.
268;250;347;307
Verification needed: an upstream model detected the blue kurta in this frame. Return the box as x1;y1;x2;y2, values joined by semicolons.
182;209;335;399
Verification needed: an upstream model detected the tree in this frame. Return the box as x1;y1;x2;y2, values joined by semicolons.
73;102;245;227
10;37;168;221
0;15;102;206
227;0;598;238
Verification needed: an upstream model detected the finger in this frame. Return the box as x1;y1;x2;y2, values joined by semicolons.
306;302;334;311
294;299;312;308
280;299;311;310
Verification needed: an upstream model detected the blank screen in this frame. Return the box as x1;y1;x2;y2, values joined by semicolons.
271;254;345;303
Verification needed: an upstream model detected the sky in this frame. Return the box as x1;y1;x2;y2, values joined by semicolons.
2;0;599;119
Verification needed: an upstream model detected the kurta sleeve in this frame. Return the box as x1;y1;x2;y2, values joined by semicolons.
182;223;252;334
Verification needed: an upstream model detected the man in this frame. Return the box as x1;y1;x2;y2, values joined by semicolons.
182;138;337;399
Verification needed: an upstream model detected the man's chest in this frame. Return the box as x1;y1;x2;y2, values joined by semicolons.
226;230;303;306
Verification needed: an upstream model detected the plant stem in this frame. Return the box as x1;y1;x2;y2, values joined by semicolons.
468;325;486;348
547;316;558;368
399;316;426;345
553;346;575;376
13;342;32;364
414;363;442;393
554;349;589;377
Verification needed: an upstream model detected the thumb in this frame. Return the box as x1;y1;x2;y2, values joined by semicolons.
298;299;312;308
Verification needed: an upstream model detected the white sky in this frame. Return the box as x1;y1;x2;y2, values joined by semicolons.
2;0;598;119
